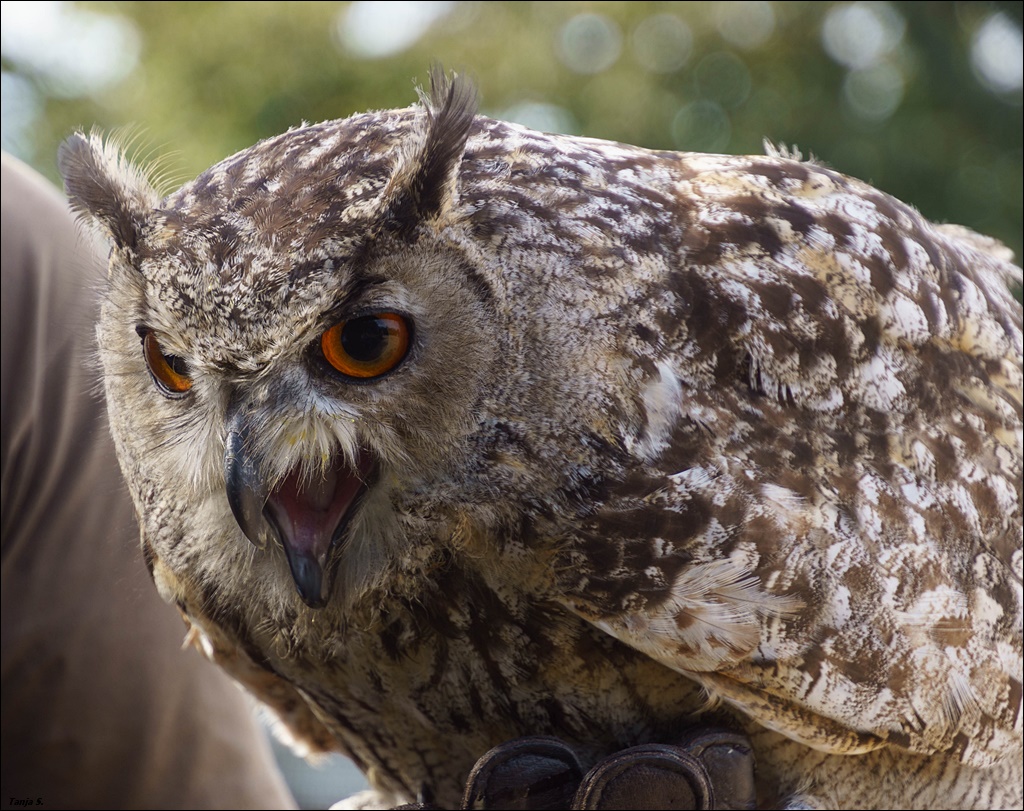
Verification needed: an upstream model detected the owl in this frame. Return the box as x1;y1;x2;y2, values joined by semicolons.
60;71;1021;809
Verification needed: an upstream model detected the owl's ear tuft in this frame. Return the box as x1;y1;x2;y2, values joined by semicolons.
58;131;159;256
381;67;477;239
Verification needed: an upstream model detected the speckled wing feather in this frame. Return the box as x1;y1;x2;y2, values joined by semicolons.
539;153;1023;767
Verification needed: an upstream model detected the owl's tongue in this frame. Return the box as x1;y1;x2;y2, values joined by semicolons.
263;452;373;608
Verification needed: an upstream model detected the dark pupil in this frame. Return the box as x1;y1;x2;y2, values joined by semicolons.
341;316;388;362
165;353;189;376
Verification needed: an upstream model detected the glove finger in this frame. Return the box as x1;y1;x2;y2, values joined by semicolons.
462;735;585;810
572;744;713;810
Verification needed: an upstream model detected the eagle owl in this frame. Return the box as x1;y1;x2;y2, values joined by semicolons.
60;72;1021;809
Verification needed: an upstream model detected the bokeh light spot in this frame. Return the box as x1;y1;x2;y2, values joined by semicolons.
632;13;693;73
499;101;578;135
694;51;752;109
715;1;776;50
821;1;905;70
556;13;622;75
0;0;139;98
0;71;41;160
843;62;905;120
971;12;1023;95
672;100;731;152
337;1;455;59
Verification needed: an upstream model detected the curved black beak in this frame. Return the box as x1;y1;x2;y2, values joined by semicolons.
223;407;333;609
224;412;270;549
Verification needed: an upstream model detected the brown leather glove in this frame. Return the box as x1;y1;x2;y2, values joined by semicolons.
396;727;756;810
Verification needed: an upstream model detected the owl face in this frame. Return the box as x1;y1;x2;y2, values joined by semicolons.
74;80;524;609
102;233;499;608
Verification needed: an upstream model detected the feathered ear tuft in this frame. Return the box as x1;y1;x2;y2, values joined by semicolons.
58;131;160;256
381;66;478;239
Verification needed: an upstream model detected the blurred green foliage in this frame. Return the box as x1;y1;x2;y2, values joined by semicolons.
3;1;1021;266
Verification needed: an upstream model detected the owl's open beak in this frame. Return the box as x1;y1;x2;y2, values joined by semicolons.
224;416;374;608
264;453;374;607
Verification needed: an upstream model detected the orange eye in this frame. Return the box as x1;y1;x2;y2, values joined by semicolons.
142;330;193;396
320;313;411;379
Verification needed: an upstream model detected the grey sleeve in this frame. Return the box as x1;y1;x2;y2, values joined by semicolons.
1;152;297;810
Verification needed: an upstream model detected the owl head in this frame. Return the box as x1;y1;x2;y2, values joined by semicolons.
59;71;644;616
57;73;521;613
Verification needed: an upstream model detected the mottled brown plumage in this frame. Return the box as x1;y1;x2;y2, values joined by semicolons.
61;72;1021;808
